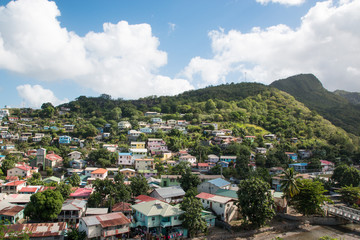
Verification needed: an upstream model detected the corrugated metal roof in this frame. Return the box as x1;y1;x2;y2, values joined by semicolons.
131;200;184;217
0;203;24;216
208;178;230;188
97;212;131;228
62;199;87;211
196;192;232;204
82;212;130;227
6;222;67;237
153;186;185;199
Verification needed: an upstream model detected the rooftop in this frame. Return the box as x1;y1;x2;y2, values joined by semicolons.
196;192;233;204
131;200;184;217
91;168;108;174
82;212;130;227
153;186;185;198
208;178;231;188
6;222;67;238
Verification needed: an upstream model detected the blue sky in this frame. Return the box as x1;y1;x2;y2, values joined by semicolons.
0;0;359;108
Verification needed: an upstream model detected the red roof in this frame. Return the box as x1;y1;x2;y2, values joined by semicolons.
16;165;32;171
4;180;26;186
112;202;132;212
196;192;215;199
91;168;108;174
19;187;38;193
134;195;158;203
69;188;93;198
46;153;63;161
6;176;19;181
198;163;209;167
320;160;334;165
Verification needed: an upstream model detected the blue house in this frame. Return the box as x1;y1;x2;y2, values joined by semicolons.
285;152;298;161
59;135;71;144
140;127;153;134
288;163;308;173
219;156;237;163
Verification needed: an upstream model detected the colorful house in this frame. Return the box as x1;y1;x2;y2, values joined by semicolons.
130;200;186;236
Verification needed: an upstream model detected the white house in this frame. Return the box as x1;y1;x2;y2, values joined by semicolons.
196;192;238;222
118;121;132;129
68;151;82;160
91;168;108;179
118;153;133;166
179;155;196;165
207;155;219;163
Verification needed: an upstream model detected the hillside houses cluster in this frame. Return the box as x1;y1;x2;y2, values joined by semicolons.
0;108;337;239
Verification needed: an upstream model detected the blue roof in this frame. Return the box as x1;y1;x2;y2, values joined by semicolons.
119;152;132;156
289;163;308;166
208;178;230;188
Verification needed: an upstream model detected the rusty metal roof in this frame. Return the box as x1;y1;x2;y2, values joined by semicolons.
6;222;67;237
82;212;130;228
0;204;24;217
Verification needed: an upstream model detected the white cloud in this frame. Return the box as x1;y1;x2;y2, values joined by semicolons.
182;0;360;91
256;0;306;6
0;0;193;99
16;84;68;108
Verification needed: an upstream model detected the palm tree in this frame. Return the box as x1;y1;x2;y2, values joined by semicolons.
280;167;300;201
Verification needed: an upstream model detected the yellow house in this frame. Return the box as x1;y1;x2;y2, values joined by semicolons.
130;142;146;149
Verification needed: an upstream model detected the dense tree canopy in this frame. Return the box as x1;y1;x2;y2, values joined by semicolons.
24;190;64;221
237;177;275;228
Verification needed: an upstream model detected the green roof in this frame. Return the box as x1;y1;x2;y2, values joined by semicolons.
131;200;183;217
43;176;61;183
215;189;238;199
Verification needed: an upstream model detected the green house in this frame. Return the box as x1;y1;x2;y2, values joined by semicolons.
160;175;181;187
131;200;186;236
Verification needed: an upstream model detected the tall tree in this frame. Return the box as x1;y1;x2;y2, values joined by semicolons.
24;190;64;221
180;195;207;237
237;177;275;228
56;182;73;199
130;175;149;197
280;168;300;201
336;185;360;206
291;179;330;216
331;165;360;187
179;167;201;192
69;174;81;187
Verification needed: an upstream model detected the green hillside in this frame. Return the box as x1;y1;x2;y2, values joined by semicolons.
59;83;359;156
270;74;360;136
334;90;360;105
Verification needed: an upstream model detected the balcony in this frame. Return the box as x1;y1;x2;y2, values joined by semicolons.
160;221;171;228
130;220;146;228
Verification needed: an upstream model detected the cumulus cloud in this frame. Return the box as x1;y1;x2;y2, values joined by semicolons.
16;84;68;108
0;0;193;99
256;0;306;6
182;0;360;91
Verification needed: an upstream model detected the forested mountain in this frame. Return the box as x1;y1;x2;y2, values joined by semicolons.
334;90;360;105
270;74;360;136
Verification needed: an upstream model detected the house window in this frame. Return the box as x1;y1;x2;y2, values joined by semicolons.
152;217;155;221
202;199;204;203
174;216;178;220
207;201;209;204
220;204;223;208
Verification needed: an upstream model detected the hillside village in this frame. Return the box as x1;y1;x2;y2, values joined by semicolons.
0;88;359;240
